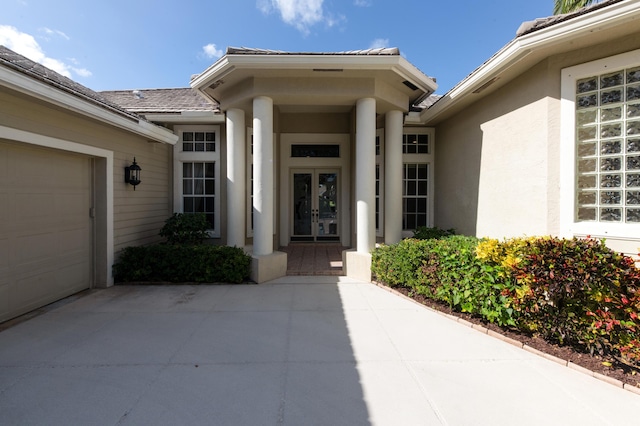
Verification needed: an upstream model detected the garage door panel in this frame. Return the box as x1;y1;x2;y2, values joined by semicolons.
56;228;91;258
15;193;56;224
15;231;58;267
0;284;8;318
55;193;89;222
56;261;91;293
0;192;7;223
0;140;92;323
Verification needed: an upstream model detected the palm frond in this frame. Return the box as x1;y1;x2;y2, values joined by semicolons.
553;0;597;15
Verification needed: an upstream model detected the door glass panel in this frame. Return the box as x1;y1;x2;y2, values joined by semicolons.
292;170;339;241
318;173;338;237
293;173;312;236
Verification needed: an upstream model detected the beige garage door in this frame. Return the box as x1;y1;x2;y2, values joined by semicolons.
0;140;92;323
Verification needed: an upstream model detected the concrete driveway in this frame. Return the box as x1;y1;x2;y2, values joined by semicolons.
1;276;639;425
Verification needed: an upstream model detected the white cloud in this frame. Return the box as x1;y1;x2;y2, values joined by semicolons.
258;0;343;34
0;25;90;79
202;43;223;59
354;0;372;6
41;27;70;41
72;67;92;77
369;38;389;49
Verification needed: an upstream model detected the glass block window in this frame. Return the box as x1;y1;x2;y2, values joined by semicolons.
575;65;640;223
403;133;429;154
183;162;215;228
182;131;216;152
403;163;428;229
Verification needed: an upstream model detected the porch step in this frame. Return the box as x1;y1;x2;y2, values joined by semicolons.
278;244;347;276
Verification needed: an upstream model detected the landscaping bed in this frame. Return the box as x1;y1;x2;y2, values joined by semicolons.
372;231;640;390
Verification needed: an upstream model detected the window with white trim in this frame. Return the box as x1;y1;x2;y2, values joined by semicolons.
562;50;640;241
403;163;429;230
574;65;640;223
173;125;220;236
402;128;434;232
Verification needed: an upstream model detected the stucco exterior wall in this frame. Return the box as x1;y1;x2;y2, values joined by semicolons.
435;60;558;238
0;88;172;252
435;33;640;251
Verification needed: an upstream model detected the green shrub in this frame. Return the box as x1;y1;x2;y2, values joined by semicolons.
372;238;436;288
372;235;640;365
159;213;210;245
372;236;515;326
412;226;455;240
507;237;640;361
113;244;251;284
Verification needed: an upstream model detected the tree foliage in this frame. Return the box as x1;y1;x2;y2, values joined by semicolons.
553;0;598;15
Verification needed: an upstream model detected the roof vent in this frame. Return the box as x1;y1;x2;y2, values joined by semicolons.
133;90;144;99
403;80;419;91
472;77;500;94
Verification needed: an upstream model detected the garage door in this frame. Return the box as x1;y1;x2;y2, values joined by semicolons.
0;140;92;323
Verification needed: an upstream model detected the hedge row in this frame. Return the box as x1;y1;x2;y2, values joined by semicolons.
113;244;251;284
371;236;640;366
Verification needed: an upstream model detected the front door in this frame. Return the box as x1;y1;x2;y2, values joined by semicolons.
292;170;339;242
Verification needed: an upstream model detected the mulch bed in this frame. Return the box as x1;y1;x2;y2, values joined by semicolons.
383;284;640;391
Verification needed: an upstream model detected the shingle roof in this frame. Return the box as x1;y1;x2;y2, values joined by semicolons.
226;46;401;56
100;88;218;114
516;0;622;37
0;45;139;121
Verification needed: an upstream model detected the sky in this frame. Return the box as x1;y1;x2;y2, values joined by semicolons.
1;0;561;95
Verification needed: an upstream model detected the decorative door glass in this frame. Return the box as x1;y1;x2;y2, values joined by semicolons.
292;170;339;241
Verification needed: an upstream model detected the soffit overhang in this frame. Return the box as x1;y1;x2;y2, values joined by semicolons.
190;52;437;115
420;0;640;126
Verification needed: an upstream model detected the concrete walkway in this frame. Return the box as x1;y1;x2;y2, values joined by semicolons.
1;276;639;425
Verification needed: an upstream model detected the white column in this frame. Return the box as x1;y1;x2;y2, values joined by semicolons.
252;96;274;256
356;98;377;253
384;110;403;245
226;108;246;248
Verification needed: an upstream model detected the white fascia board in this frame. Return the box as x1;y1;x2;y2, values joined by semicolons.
0;66;178;145
191;53;437;95
190;56;235;91
144;112;226;124
422;0;640;123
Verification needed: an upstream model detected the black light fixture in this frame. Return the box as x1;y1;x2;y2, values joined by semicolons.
125;157;141;190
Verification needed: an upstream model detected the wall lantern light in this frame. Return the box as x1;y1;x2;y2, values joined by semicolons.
125;157;141;190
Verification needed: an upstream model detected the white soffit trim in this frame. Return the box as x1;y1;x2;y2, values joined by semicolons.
422;0;640;123
190;53;437;97
0;66;178;145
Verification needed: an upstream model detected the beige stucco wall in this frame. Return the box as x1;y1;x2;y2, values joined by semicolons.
434;33;640;253
0;88;172;253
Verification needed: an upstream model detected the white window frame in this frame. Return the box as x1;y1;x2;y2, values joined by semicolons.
173;125;221;237
401;127;435;237
561;49;640;240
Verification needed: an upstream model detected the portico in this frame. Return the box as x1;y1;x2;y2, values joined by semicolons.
191;47;437;282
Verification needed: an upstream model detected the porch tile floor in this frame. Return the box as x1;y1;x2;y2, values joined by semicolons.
279;244;347;276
